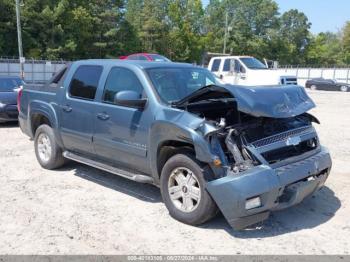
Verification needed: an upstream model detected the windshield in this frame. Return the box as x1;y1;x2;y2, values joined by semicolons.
240;57;267;69
149;54;171;62
147;67;218;103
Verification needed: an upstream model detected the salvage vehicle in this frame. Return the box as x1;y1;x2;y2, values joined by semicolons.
0;76;24;123
305;78;350;92
208;56;298;86
18;60;332;229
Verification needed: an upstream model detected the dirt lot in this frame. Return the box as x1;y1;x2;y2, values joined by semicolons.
0;90;349;255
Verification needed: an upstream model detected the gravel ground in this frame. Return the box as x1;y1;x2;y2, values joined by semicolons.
0;90;349;255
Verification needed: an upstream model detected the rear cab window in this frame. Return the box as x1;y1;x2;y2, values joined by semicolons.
69;65;103;100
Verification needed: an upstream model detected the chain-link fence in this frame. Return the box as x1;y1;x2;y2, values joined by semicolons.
278;66;350;86
1;57;349;87
0;57;68;84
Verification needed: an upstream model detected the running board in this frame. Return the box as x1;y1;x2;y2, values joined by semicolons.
63;151;154;184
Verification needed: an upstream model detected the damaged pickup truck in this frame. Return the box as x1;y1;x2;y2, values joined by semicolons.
18;60;332;230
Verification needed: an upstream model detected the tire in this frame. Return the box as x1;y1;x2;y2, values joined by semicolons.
310;85;317;90
160;152;218;226
340;86;348;92
34;124;65;170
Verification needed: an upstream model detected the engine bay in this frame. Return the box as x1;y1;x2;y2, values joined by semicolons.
181;98;319;173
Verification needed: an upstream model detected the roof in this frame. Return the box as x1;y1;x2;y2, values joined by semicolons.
128;53;159;56
211;55;253;59
73;59;195;69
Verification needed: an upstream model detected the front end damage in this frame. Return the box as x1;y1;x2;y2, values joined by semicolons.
175;85;332;230
206;124;331;230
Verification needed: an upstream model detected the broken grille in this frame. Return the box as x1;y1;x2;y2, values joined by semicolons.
251;126;313;148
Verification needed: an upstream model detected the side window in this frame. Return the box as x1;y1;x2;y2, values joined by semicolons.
233;60;240;73
0;79;17;91
223;59;232;72
138;55;148;61
211;59;221;72
69;65;103;100
233;60;246;73
51;67;67;84
128;55;139;60
103;67;144;103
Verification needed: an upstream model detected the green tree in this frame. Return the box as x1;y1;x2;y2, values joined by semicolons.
167;0;205;62
342;21;350;64
0;0;17;56
1;0;131;59
138;0;170;53
275;9;311;64
307;32;343;66
204;0;279;58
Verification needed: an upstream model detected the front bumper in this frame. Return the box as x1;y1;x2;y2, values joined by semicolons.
0;104;18;122
206;147;332;230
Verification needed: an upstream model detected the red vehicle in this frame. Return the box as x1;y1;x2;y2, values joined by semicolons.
120;53;171;62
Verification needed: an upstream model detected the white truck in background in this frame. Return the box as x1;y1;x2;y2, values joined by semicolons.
208;56;298;86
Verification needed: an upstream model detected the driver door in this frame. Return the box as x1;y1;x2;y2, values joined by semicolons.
92;67;152;173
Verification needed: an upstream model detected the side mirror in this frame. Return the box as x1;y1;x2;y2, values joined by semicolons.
240;65;246;74
114;90;147;109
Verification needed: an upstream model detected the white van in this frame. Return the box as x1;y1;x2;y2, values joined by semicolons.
208;56;297;86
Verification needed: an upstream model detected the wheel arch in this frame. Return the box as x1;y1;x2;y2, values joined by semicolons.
30;112;52;137
156;141;195;180
149;122;217;185
28;101;64;148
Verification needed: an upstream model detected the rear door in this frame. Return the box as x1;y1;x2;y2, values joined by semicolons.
60;65;103;156
92;67;152;173
221;58;235;84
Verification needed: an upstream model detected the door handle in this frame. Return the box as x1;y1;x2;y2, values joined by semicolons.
62;105;72;112
97;112;110;121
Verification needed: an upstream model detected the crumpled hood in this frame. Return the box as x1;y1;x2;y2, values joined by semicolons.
173;84;315;118
224;84;315;118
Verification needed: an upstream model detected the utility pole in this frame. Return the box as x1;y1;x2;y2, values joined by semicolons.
223;11;228;54
15;0;24;79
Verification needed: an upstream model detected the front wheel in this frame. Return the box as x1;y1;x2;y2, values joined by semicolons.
340;86;348;92
310;85;317;90
160;153;218;226
34;124;66;170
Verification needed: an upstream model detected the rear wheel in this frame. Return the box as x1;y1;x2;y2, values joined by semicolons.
160;153;218;226
34;124;65;169
310;85;317;90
